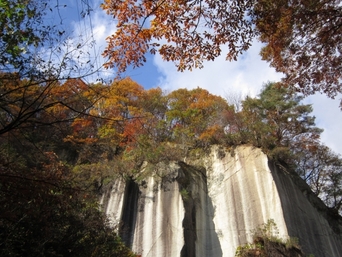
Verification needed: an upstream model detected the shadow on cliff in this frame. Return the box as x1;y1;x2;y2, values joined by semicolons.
118;162;223;257
268;160;342;257
120;178;140;247
177;161;223;257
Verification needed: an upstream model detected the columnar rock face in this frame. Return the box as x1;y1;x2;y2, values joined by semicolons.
101;145;342;257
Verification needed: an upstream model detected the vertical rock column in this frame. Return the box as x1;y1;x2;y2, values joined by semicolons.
131;166;185;257
205;146;289;257
101;179;126;228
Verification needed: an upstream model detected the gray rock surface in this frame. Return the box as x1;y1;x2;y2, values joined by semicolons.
101;145;342;257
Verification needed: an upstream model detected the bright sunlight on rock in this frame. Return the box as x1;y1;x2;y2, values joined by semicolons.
101;146;342;257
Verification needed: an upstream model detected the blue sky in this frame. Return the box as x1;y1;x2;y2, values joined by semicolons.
54;0;342;155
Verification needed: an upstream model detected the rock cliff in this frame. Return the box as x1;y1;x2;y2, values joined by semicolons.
101;145;342;257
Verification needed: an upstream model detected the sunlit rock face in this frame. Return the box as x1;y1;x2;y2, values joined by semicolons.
101;145;342;257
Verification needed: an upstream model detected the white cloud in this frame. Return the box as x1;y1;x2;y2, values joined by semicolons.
154;40;282;97
154;41;342;155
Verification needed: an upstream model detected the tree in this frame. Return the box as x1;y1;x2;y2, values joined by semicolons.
137;87;170;143
0;0;104;136
0;75;103;136
293;143;342;214
237;82;322;157
0;0;45;73
252;0;342;100
0;3;138;254
0;148;136;257
102;0;342;103
257;82;322;147
0;77;137;256
1;0;99;78
165;87;230;146
95;77;145;145
102;0;254;72
228;82;342;214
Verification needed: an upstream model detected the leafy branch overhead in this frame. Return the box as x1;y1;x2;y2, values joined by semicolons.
102;0;342;102
102;0;255;72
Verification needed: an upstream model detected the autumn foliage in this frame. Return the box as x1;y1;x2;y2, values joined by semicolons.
252;0;342;99
61;78;232;156
2;0;342;254
101;0;254;72
102;0;342;104
1;75;342;257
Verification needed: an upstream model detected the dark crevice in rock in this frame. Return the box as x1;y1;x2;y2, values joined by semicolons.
178;162;197;257
120;178;139;248
180;200;196;257
177;161;222;257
